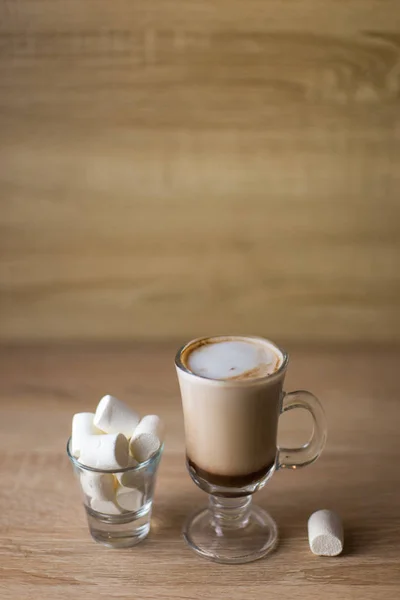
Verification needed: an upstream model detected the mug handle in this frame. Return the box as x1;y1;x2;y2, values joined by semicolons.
277;390;327;469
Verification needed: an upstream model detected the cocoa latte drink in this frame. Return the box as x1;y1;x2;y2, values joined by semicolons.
176;336;286;488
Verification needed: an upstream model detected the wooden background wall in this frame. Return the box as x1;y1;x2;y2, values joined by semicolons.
1;1;399;343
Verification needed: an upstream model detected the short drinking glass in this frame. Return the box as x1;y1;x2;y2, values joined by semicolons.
67;438;163;548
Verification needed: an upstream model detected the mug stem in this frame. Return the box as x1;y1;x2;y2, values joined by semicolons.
209;494;252;531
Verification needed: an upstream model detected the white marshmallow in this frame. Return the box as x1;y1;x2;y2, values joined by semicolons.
90;498;122;515
94;395;140;438
116;456;139;487
71;412;101;458
129;415;164;463
80;471;116;502
130;434;159;463
116;487;142;512
78;433;129;470
308;510;344;556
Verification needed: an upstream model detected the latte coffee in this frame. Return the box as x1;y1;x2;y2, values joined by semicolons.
176;336;286;488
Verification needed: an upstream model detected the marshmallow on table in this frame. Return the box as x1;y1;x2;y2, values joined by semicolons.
71;412;101;458
94;395;140;438
129;415;164;463
116;456;139;488
78;433;129;470
80;471;116;502
308;510;344;556
116;487;142;512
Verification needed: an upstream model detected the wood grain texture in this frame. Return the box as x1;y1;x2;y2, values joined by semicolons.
0;1;400;342
0;343;399;600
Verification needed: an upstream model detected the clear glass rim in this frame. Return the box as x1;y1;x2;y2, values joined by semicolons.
66;436;163;474
175;335;289;384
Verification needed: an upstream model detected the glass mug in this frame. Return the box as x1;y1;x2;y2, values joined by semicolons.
175;335;327;564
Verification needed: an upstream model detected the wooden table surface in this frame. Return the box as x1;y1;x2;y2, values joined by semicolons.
0;343;399;599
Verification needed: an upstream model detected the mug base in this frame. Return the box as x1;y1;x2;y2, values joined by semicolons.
183;503;278;564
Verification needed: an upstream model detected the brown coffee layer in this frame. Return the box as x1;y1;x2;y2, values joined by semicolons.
187;457;275;488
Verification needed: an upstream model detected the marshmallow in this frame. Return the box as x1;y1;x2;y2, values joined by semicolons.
308;510;344;556
129;415;164;463
90;498;122;515
94;395;140;438
78;433;129;470
80;471;116;502
116;487;142;512
71;412;101;458
116;456;139;487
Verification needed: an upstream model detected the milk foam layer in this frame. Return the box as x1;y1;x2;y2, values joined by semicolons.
185;338;281;381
